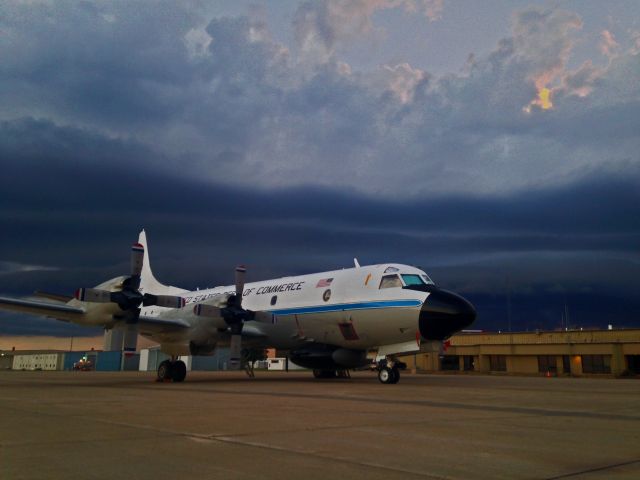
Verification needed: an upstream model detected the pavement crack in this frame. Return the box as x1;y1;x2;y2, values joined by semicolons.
544;458;640;479
209;435;452;480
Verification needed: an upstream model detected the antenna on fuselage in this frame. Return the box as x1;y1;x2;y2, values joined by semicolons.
354;258;361;268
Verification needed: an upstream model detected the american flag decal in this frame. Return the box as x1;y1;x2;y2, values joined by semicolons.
316;278;333;288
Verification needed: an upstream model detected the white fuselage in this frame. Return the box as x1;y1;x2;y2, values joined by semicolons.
139;263;430;354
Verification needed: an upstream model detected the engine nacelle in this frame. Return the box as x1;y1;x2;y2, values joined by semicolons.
189;340;217;356
290;344;368;370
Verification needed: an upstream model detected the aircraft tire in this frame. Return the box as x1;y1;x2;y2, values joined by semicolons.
157;360;173;381
171;360;187;382
390;367;400;384
378;366;394;384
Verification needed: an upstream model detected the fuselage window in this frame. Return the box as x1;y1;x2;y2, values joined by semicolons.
401;274;425;286
379;274;402;289
270;295;278;306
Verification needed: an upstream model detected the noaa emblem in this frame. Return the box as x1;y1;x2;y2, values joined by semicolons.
322;289;331;302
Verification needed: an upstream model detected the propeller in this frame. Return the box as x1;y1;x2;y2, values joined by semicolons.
193;265;253;370
226;266;253;369
74;242;185;323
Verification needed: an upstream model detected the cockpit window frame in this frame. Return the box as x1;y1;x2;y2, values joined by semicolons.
421;274;435;285
379;274;403;289
401;274;425;287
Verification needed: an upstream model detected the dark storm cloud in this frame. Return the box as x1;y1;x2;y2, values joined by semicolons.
1;3;639;334
2;119;638;240
1;117;638;336
2;118;638;228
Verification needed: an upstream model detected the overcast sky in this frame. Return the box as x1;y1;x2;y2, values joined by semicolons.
1;0;639;336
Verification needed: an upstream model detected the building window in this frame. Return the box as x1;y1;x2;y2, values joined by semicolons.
489;355;506;372
626;355;640;374
440;355;459;371
538;355;557;374
562;355;571;374
581;355;611;374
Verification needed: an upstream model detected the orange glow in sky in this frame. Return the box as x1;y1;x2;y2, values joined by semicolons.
524;85;553;113
537;87;552;109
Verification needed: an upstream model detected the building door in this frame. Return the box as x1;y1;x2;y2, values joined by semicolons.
626;355;640;374
463;356;474;371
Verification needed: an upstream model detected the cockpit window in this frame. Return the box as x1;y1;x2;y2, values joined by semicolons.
401;274;425;286
379;274;402;289
421;274;435;285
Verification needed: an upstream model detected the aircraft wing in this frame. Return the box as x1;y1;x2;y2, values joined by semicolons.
136;315;191;335
0;296;85;322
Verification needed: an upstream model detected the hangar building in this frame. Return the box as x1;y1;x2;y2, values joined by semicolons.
402;328;640;376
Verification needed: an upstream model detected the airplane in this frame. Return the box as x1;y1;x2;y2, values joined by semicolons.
0;230;476;384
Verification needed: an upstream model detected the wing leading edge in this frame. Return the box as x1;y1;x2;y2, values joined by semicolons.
0;296;85;322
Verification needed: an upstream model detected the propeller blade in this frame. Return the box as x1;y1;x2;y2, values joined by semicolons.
193;303;222;318
143;294;185;309
235;265;246;307
75;288;112;303
229;334;242;370
131;243;144;278
123;323;138;352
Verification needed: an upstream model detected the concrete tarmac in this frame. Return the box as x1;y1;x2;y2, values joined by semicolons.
1;371;639;480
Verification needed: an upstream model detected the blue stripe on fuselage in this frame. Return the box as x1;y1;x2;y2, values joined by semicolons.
269;299;422;316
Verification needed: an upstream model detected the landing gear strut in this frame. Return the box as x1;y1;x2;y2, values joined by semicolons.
157;358;187;382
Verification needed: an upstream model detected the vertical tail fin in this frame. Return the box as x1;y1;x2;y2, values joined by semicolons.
137;230;184;295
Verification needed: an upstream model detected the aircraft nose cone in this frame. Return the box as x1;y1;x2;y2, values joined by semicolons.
419;288;476;340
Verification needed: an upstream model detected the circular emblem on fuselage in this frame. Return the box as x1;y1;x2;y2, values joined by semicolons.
322;289;331;302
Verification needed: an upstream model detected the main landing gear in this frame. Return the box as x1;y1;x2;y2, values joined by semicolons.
377;359;403;384
157;358;187;382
